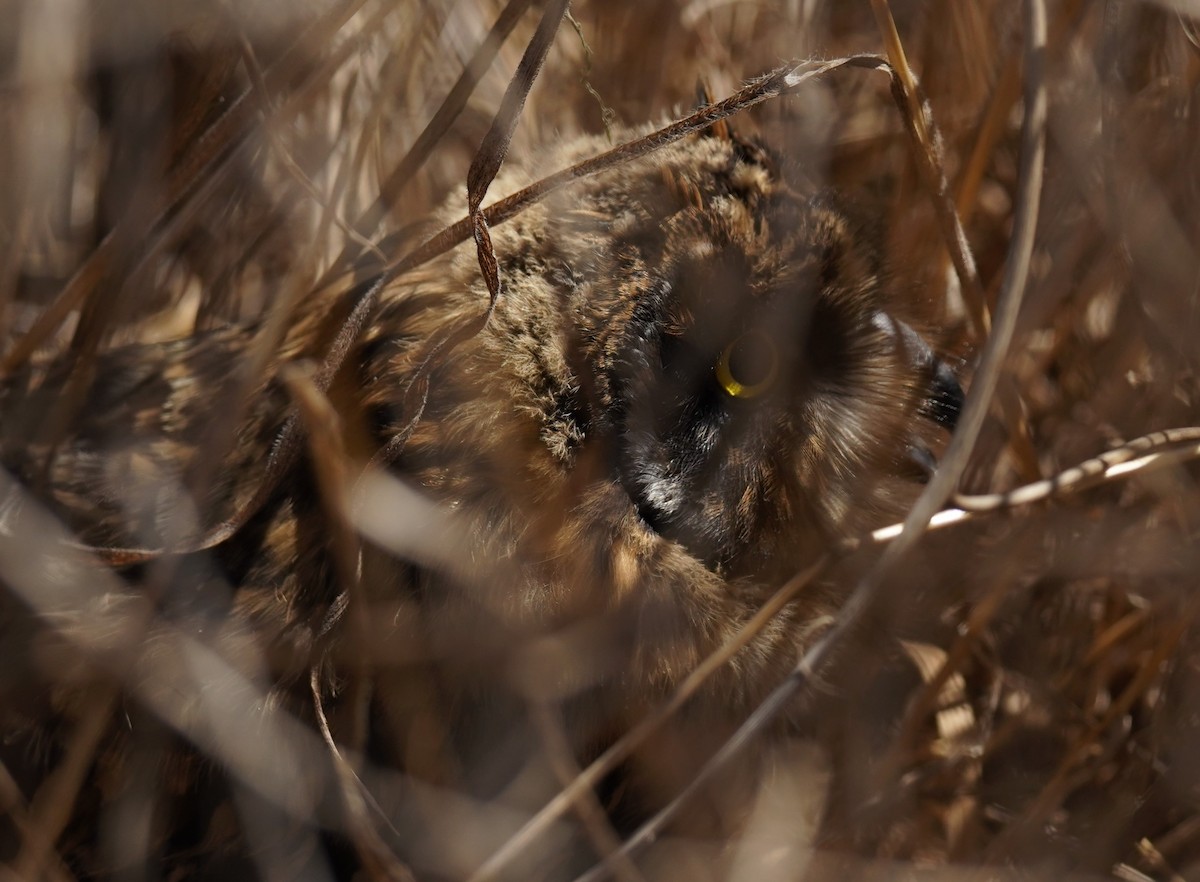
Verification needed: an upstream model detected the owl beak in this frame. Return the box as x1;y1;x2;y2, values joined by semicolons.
921;356;964;430
872;313;964;483
911;357;963;482
871;312;964;432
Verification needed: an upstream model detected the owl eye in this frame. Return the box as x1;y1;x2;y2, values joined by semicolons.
715;330;779;399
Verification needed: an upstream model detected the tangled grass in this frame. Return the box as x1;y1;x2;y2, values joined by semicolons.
1;1;1199;879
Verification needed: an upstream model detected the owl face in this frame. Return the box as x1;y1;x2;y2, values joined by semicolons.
543;133;959;582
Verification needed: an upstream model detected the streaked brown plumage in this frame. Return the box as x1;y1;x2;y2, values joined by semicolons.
0;128;959;879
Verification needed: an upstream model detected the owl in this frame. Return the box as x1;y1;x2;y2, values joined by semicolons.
0;125;961;879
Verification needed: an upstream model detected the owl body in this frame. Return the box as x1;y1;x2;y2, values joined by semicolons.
348;130;951;698
0;128;958;878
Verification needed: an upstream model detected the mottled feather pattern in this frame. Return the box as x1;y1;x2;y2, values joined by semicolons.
1;129;959;879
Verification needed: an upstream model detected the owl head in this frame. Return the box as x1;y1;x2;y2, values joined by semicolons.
538;131;962;583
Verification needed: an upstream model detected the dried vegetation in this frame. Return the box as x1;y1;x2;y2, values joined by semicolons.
1;1;1199;880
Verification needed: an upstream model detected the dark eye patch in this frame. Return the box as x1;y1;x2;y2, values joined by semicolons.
803;299;852;380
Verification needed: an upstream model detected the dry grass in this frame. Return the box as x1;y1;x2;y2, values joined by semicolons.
1;1;1199;880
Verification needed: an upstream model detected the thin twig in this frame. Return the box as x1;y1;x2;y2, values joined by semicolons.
871;0;991;337
571;2;1050;874
467;0;571;306
0;755;79;882
529;703;648;882
13;683;119;881
310;669;416;882
952;427;1200;511
571;664;808;882
466;556;829;882
853;0;1047;625
825;0;1049;684
282;363;372;754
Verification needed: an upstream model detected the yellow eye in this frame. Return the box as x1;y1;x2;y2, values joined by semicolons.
715;330;779;399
